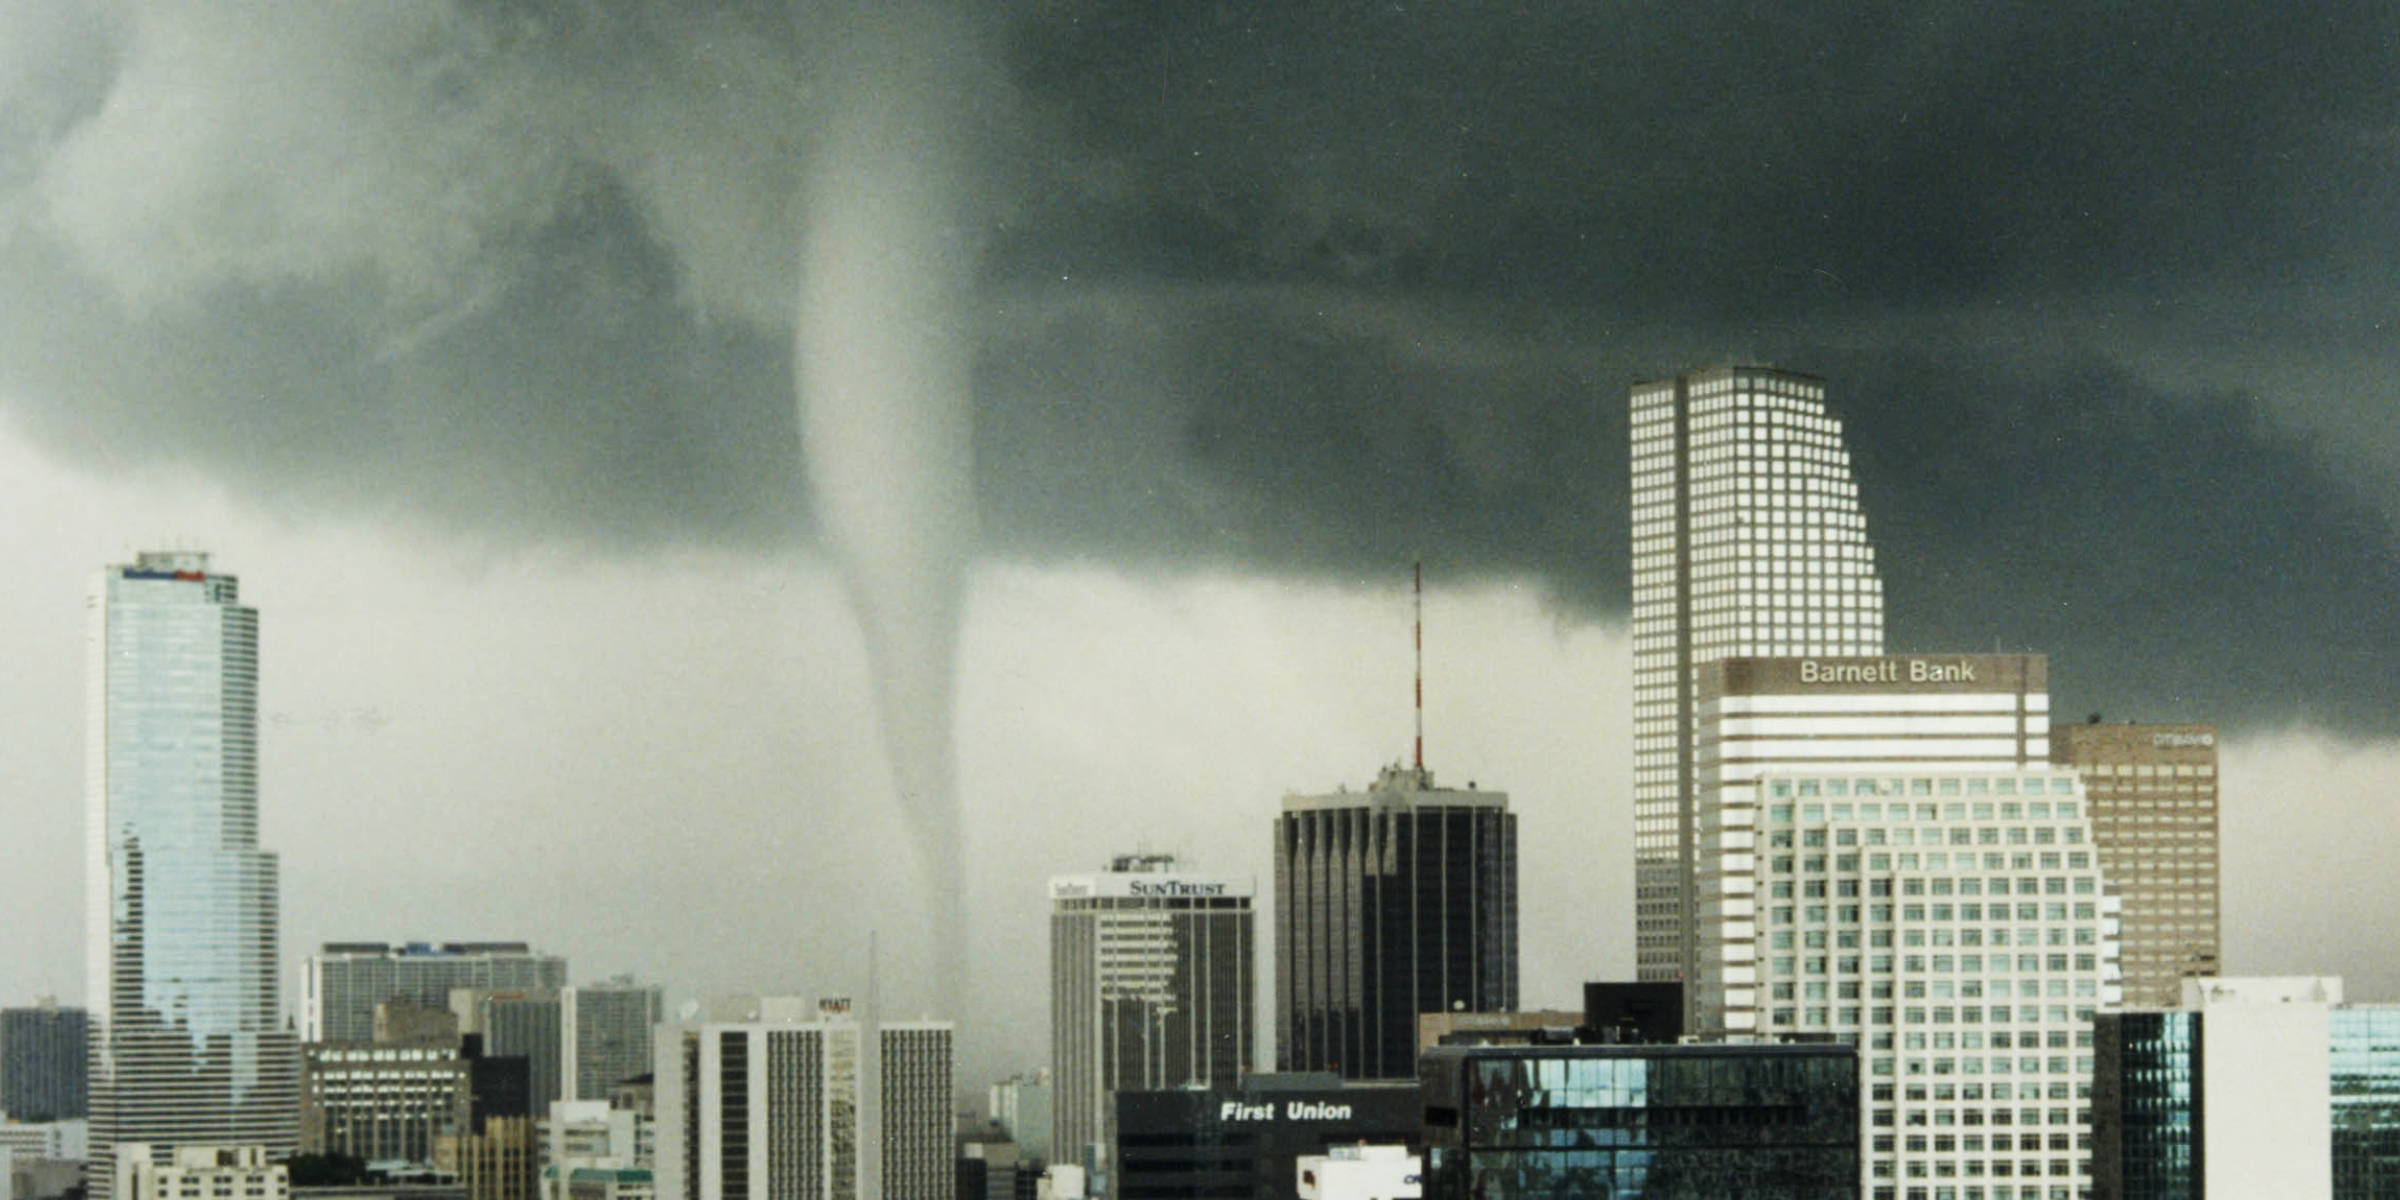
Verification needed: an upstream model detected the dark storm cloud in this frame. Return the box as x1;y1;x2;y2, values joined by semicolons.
3;0;2398;728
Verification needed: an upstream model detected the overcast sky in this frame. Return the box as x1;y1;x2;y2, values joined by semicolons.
3;0;2397;1085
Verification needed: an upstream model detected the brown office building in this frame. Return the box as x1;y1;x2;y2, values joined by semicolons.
2051;721;2221;1007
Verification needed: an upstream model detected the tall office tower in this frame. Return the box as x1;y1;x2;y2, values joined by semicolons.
1631;367;1887;990
1049;854;1254;1181
654;998;862;1200
303;943;567;1044
1696;654;2122;1198
86;552;300;1192
878;1024;954;1200
1690;655;2060;1034
564;982;665;1102
2051;723;2222;1007
2;1000;89;1120
1276;763;1516;1082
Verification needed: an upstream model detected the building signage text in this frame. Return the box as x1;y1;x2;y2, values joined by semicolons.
1800;659;1978;684
1220;1100;1355;1122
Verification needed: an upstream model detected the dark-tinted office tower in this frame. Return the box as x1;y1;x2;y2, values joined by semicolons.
86;552;300;1192
1049;854;1254;1185
1;1001;88;1120
1276;762;1516;1082
2052;721;2223;1007
1631;368;1886;988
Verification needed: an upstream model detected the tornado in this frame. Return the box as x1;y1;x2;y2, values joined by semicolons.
795;0;989;1010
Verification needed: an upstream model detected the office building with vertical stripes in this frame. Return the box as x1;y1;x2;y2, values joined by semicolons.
1631;367;1886;994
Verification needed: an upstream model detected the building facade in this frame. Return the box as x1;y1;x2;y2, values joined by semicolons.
2;1001;89;1121
1112;1076;1421;1200
455;992;564;1109
878;1024;954;1200
301;1043;473;1165
114;1144;289;1200
1050;855;1254;1181
653;1000;861;1200
1419;1041;1860;1199
1277;764;1515;1082
2093;976;2400;1200
986;1071;1051;1165
565;984;664;1103
304;946;567;1047
1631;367;1888;990
1690;655;2062;1034
1688;655;2122;1196
2049;724;2221;1007
87;553;301;1191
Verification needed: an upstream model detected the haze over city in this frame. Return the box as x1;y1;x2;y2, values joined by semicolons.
3;0;2398;1093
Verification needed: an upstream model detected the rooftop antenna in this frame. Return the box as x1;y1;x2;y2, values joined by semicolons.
1413;558;1425;772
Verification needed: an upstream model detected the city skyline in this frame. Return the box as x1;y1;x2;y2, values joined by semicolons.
2;0;2399;1102
0;463;2394;1091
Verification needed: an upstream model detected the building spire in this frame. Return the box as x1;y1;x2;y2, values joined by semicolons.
1413;558;1425;772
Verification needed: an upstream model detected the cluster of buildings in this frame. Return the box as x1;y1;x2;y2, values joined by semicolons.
5;367;2396;1200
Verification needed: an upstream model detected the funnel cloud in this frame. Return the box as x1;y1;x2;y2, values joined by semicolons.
0;0;2397;740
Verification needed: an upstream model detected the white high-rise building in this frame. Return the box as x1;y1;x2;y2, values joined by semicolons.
1050;854;1254;1182
1631;367;1886;990
878;1023;954;1200
1696;653;2121;1198
654;999;861;1200
87;553;300;1193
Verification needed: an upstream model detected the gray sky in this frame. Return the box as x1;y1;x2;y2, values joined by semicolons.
3;0;2398;1083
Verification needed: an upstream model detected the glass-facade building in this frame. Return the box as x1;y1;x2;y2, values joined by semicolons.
1631;367;1887;995
86;552;300;1192
1420;1042;1860;1198
2332;1007;2400;1200
1276;764;1515;1082
2095;981;2400;1200
1050;854;1254;1185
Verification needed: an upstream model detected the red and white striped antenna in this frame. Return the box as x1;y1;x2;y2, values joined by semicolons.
1413;558;1425;771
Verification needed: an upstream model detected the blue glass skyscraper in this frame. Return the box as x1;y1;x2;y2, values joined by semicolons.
86;552;298;1190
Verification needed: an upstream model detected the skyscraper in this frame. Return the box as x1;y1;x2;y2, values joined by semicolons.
2051;722;2222;1007
302;943;567;1044
1048;854;1254;1182
1695;653;2122;1197
2;1000;89;1121
1276;763;1516;1082
653;998;862;1200
878;1023;954;1200
1631;367;1886;988
86;552;300;1191
564;981;665;1102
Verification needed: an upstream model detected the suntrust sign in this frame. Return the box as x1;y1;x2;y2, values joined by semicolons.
1048;873;1256;901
